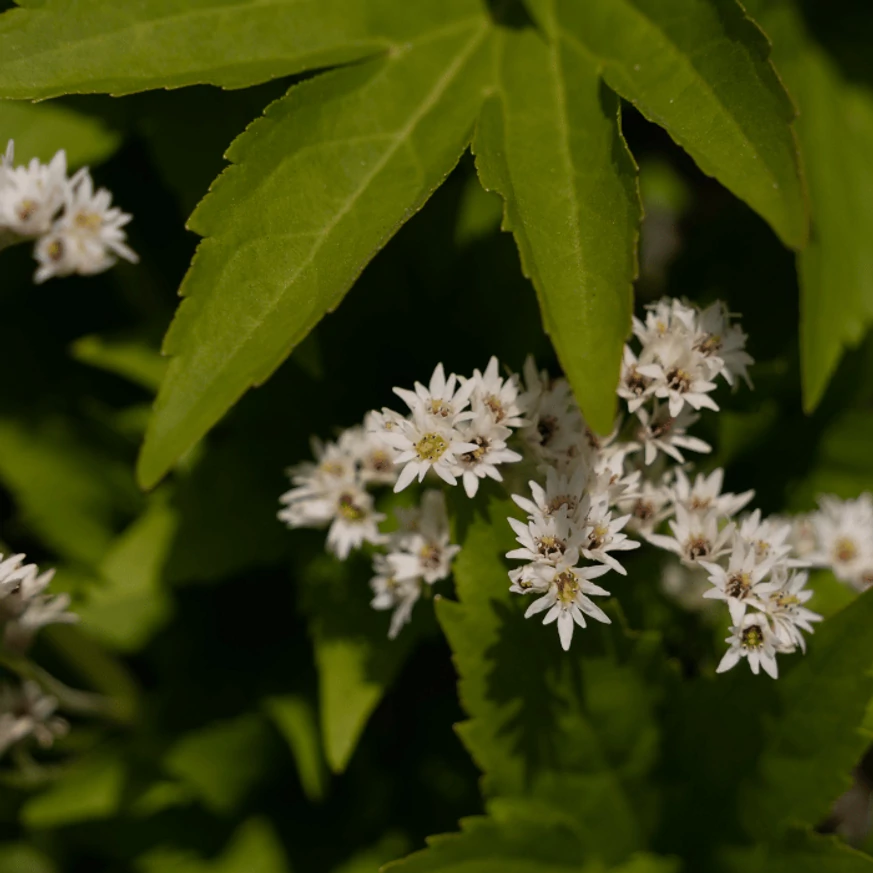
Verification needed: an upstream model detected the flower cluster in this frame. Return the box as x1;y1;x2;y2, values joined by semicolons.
0;140;137;283
0;553;77;758
279;359;525;636
281;297;872;678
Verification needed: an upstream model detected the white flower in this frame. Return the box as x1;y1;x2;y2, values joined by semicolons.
278;437;358;528
618;479;674;536
392;363;475;424
34;170;138;283
646;505;734;566
384;413;476;492
671;468;753;519
762;568;821;653
808;494;873;590
632;298;697;351
386;491;459;584
520;559;613;650
693;301;754;388
512;464;590;525
617;346;657;414
369;555;422;640
642;340;720;418
468;356;526;427
518;358;583;463
736;510;807;569
579;502;639;575
699;538;771;625
629;401;711;466
0;681;69;757
453;413;522;497
0;149;69;237
339;424;398;487
717;613;781;679
324;485;385;560
507;511;584;566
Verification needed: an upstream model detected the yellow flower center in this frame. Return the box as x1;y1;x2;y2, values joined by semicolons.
337;493;366;522
834;537;858;564
554;570;580;605
416;433;448;462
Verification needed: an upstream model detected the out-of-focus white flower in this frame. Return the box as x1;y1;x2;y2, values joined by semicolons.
808;494;873;591
0;681;69;757
692;301;754;388
33;170;137;283
0;148;69;237
579;502;639;575
385;490;459;585
370;555;422;640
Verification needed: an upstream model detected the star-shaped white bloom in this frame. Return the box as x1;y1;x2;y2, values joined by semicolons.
579;503;640;575
370;555;422;640
0;149;68;237
646;505;734;567
506;511;584;566
324;485;386;560
34;170;138;283
521;559;613;651
808;494;873;590
511;464;590;526
693;301;754;388
671;468;753;519
761;568;821;653
467;356;527;427
385;491;459;584
699;538;772;625
0;681;68;757
383;414;477;492
392;363;475;424
717;613;781;679
453;413;522;497
629;401;711;466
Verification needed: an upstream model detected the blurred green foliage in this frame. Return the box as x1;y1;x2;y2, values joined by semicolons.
0;0;870;871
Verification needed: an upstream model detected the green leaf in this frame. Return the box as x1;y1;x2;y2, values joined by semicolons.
739;587;873;837
0;416;140;566
543;0;808;250
437;497;665;862
0;0;398;99
747;0;873;408
264;694;328;802
386;799;678;873
301;554;431;774
720;830;873;873
137;818;290;873
164;714;273;815
137;10;492;486
76;495;177;652
473;21;638;433
0;97;120;167
333;834;410;873
71;334;167;392
0;844;55;873
21;752;126;828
